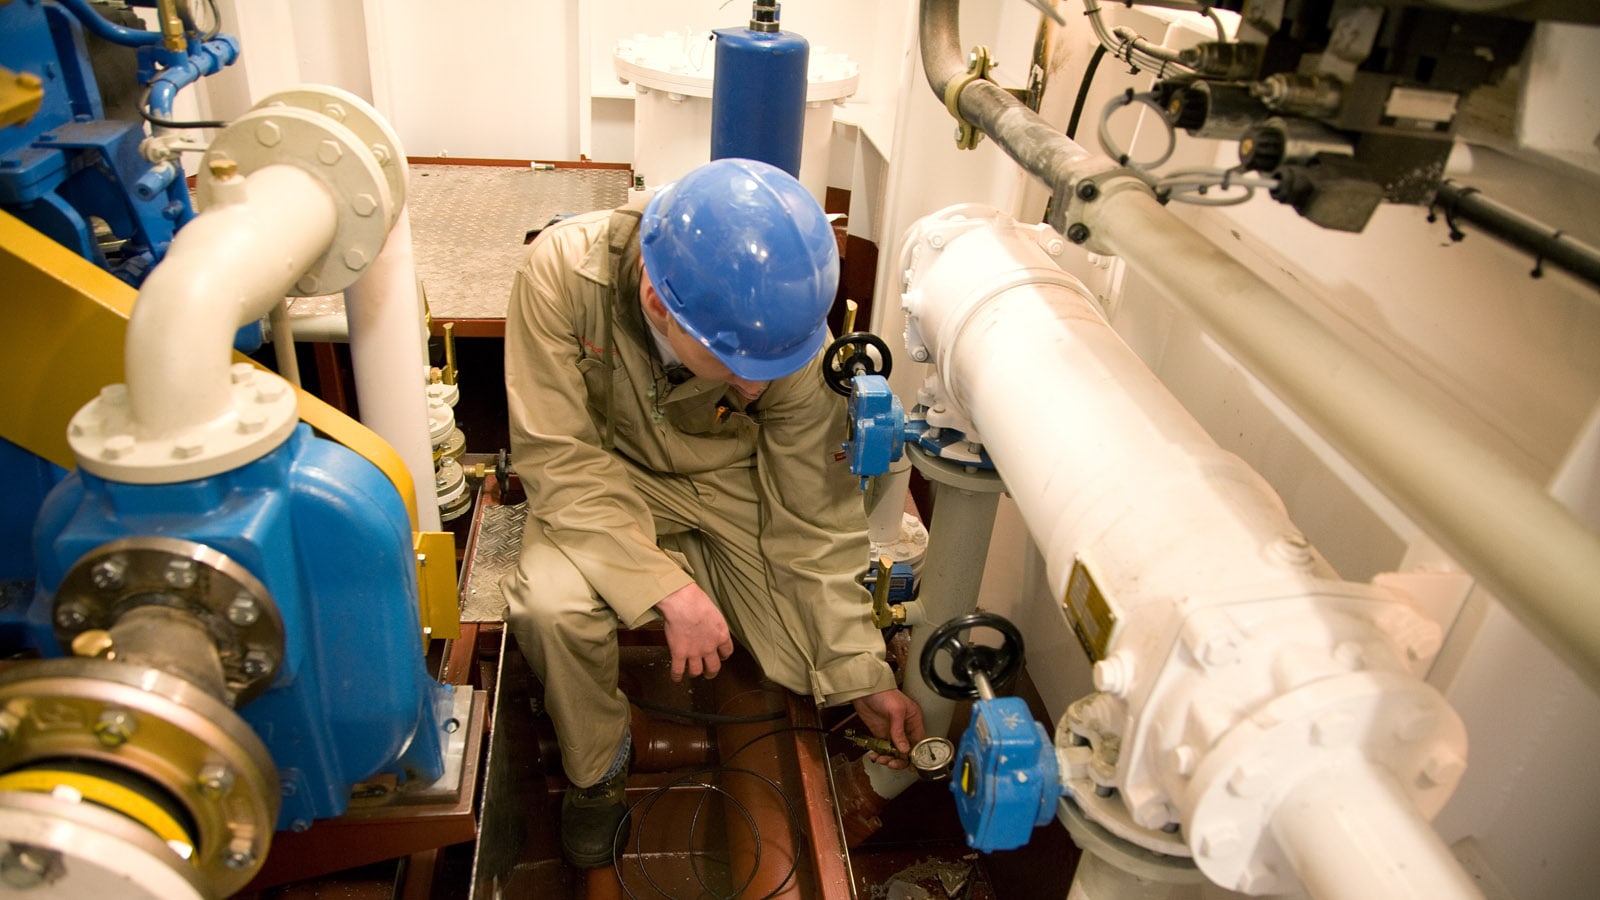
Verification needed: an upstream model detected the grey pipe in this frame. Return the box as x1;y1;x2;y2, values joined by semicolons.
921;0;1095;202
918;0;1600;689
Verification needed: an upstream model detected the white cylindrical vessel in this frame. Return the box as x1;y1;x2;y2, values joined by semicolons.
613;30;858;203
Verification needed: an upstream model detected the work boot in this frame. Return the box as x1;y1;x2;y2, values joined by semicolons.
560;762;631;868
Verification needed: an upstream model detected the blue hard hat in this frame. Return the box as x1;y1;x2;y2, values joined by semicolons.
639;158;840;381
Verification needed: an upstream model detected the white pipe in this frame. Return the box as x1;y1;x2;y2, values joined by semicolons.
342;206;442;532
866;458;913;546
905;212;1296;604
264;314;350;344
1086;187;1600;690
1271;761;1483;900
268;299;302;389
900;208;1475;897
125;165;337;441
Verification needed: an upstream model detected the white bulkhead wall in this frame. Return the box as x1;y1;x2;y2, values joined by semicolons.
198;3;1600;896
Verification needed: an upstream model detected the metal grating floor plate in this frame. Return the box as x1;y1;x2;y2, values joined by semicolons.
459;501;528;623
290;164;632;322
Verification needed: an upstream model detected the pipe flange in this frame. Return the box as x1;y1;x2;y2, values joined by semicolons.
252;85;408;218
198;104;394;296
1182;672;1466;894
0;658;280;898
51;536;286;706
0;790;211;899
67;365;299;485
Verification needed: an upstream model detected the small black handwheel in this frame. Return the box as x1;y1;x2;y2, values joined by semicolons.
920;612;1026;700
822;332;893;396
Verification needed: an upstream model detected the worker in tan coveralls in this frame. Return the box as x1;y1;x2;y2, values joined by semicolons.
501;157;926;868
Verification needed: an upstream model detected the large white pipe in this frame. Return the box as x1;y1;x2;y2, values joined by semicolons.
903;209;1295;603
900;207;1474;898
1085;188;1600;690
1271;761;1482;900
915;0;1600;691
124;165;337;440
342;206;442;531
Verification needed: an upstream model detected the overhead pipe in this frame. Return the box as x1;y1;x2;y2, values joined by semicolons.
918;0;1600;690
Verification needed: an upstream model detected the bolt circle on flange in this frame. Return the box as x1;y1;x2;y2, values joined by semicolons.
52;537;285;706
0;658;279;897
256;85;408;215
199;101;394;297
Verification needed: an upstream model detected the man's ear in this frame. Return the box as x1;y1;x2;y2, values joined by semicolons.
639;271;671;329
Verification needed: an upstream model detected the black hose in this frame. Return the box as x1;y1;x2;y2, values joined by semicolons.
138;84;227;130
628;692;785;724
1066;43;1107;141
1434;180;1600;291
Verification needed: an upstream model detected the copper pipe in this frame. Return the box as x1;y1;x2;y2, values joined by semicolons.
629;705;714;772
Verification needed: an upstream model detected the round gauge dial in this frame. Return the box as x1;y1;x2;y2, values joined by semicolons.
910;736;956;781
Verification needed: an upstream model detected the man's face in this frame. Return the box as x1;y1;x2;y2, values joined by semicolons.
662;314;770;403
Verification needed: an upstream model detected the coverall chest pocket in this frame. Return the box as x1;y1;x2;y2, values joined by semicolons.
576;357;615;420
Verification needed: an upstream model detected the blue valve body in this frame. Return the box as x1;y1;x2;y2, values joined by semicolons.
845;374;905;483
951;696;1062;852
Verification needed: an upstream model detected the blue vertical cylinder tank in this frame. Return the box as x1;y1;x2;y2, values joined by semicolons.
711;1;808;178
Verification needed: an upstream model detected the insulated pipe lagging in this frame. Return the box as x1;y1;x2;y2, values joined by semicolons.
903;214;1307;605
125;165;338;440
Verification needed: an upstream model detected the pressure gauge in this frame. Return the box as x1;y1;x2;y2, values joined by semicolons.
910;736;956;781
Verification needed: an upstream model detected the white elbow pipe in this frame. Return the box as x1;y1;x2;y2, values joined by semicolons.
126;165;336;440
343;206;442;531
69;165;337;483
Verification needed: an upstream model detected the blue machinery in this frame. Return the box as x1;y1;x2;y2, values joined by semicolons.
832;333;1058;854
1;4;464;897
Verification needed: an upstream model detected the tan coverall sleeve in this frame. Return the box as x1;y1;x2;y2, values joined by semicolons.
756;355;898;706
504;234;693;627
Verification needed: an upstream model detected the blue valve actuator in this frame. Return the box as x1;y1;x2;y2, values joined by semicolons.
951;696;1063;852
845;374;905;485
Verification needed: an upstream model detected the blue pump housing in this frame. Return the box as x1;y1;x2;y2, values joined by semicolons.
711;24;808;177
29;424;450;831
951;696;1063;852
1;0;239;286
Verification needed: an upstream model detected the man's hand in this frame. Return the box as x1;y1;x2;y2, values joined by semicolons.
852;689;926;770
655;583;734;681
